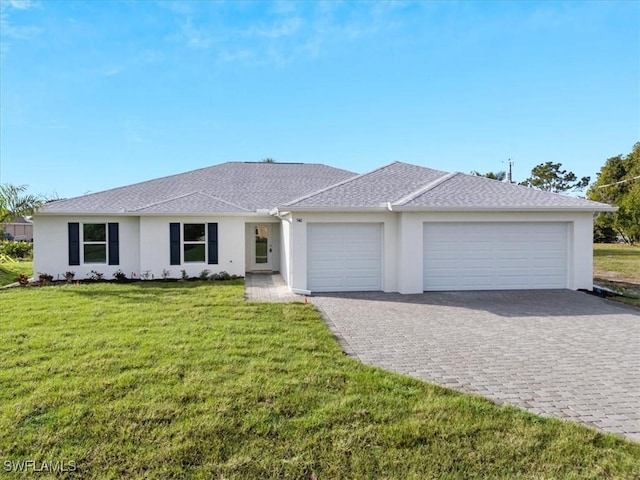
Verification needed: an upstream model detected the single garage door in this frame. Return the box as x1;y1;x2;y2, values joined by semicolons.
423;222;568;291
308;223;382;292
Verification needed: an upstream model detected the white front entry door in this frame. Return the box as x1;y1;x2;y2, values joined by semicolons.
251;224;272;271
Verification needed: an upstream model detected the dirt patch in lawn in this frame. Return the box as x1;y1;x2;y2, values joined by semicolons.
593;277;640;308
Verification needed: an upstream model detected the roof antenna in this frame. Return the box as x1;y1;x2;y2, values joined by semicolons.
507;158;514;183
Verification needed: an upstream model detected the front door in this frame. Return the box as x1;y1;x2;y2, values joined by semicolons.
252;224;272;270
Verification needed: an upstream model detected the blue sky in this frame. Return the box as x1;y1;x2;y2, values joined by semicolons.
1;0;638;199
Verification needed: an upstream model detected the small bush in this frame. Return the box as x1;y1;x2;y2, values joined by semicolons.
199;269;211;280
89;270;104;281
0;240;33;259
16;274;29;286
113;270;127;282
64;271;75;283
162;269;171;280
181;270;188;281
37;272;53;285
211;271;232;281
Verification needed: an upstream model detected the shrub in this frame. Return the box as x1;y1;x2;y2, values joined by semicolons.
64;271;75;283
89;270;104;281
37;272;53;285
16;274;29;286
212;271;232;281
0;240;33;259
113;270;127;282
199;269;211;280
162;269;171;280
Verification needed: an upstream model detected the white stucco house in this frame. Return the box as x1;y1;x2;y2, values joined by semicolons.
34;161;614;294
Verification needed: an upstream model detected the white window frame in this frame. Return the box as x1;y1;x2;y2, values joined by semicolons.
82;223;107;264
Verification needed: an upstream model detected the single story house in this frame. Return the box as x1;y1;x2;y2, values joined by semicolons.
34;161;614;294
2;216;33;241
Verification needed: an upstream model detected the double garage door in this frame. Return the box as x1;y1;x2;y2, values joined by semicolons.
307;222;568;292
423;222;568;291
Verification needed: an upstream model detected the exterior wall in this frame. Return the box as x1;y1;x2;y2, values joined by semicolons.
34;214;282;281
139;216;247;279
280;216;292;284
287;210;595;294
400;211;595;292
33;215;140;280
286;212;398;293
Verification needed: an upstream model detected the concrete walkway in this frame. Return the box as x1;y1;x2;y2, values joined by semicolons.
244;273;302;303
310;290;640;442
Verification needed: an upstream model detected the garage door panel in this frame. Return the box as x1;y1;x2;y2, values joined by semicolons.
424;222;568;291
308;223;382;292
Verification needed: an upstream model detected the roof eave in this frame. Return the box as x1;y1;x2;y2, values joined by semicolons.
276;206;392;213
34;210;273;217
393;205;618;213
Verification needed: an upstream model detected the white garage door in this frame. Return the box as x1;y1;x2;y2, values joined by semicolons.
308;223;382;292
423;222;568;291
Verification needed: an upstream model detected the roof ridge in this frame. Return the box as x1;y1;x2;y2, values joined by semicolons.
393;172;459;206
196;191;250;211
127;191;201;212
283;161;401;207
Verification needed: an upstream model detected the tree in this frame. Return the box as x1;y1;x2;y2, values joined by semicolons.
588;143;640;244
470;171;506;181
0;184;43;225
520;162;590;193
261;158;276;163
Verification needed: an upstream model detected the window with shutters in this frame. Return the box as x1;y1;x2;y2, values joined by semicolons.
183;224;206;263
83;223;107;263
169;222;218;265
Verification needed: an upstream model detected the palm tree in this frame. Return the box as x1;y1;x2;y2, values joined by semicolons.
0;184;43;225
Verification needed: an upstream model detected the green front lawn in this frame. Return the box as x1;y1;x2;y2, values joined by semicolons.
594;243;640;283
1;282;638;478
0;261;33;287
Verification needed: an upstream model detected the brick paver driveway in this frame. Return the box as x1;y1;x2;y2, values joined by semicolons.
310;290;640;442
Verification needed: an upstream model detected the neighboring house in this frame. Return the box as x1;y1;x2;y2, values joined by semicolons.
2;216;33;241
34;161;614;293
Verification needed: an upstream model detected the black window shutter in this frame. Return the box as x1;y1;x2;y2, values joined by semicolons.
170;223;181;265
207;223;218;264
68;222;80;266
108;223;119;265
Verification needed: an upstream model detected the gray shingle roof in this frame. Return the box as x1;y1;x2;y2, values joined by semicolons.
283;162;448;208
40;160;614;215
399;172;612;210
40;162;356;214
283;161;614;212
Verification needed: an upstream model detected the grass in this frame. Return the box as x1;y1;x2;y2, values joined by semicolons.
594;244;640;306
1;282;639;479
594;243;640;284
0;260;33;287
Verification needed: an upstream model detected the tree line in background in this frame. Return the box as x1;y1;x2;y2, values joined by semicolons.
587;143;640;244
474;143;639;244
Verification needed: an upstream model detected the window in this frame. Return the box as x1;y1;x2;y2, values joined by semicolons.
83;223;107;263
68;222;119;266
183;223;206;263
170;222;218;265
